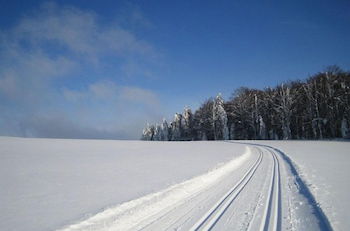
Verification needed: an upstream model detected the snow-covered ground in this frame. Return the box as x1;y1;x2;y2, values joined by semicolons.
243;140;350;231
0;137;245;231
0;137;349;231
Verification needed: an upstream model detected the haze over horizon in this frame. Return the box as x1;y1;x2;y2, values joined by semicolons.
0;0;349;139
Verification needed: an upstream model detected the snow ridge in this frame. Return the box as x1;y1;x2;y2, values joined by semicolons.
272;146;333;231
57;147;251;231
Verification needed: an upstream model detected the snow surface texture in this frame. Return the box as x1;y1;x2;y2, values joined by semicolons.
243;140;350;231
56;141;335;231
57;147;251;231
0;137;245;231
1;138;348;231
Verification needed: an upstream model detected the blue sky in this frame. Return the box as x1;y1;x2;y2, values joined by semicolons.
0;0;349;139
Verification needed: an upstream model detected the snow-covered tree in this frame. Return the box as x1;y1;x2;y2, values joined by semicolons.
229;123;235;140
141;66;350;141
171;113;183;141
141;123;155;140
160;119;169;141
303;79;326;139
182;107;194;140
193;99;214;140
213;93;229;140
275;84;293;139
258;115;266;139
153;123;162;141
341;118;349;138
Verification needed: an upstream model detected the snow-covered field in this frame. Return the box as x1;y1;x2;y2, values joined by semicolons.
243;140;350;231
0;137;349;231
0;137;244;231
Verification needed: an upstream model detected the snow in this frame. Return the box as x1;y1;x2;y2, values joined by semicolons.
0;137;246;231
241;140;350;231
58;147;251;231
213;93;229;140
1;137;349;231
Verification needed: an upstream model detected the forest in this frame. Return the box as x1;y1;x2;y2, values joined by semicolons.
142;66;350;141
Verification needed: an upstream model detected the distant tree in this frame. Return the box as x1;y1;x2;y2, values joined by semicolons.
160;119;169;141
226;88;256;139
193;99;214;140
229;123;235;140
141;123;155;140
142;66;350;141
275;83;294;139
182;107;194;140
171;113;183;141
341;118;349;138
213;93;229;140
258;115;267;139
263;87;280;140
153;124;162;141
288;80;307;139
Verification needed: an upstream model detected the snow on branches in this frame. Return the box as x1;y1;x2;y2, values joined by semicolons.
142;66;350;141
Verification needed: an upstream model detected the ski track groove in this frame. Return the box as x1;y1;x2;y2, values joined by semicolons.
188;148;263;231
138;187;212;230
129;143;331;231
187;145;283;231
257;148;281;231
56;142;334;231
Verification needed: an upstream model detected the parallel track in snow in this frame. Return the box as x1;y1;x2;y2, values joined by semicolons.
256;148;281;231
188;148;263;231
188;146;283;231
57;142;332;231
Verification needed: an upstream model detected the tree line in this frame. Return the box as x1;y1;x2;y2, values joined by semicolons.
142;66;350;141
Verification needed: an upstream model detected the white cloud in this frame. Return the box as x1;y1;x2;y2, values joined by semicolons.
9;2;156;63
0;1;158;102
0;72;18;99
0;47;76;101
0;2;162;139
89;81;118;99
116;2;154;30
120;86;159;106
62;88;87;102
62;80;160;107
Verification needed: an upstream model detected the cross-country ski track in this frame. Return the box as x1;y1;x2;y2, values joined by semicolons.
58;142;333;231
